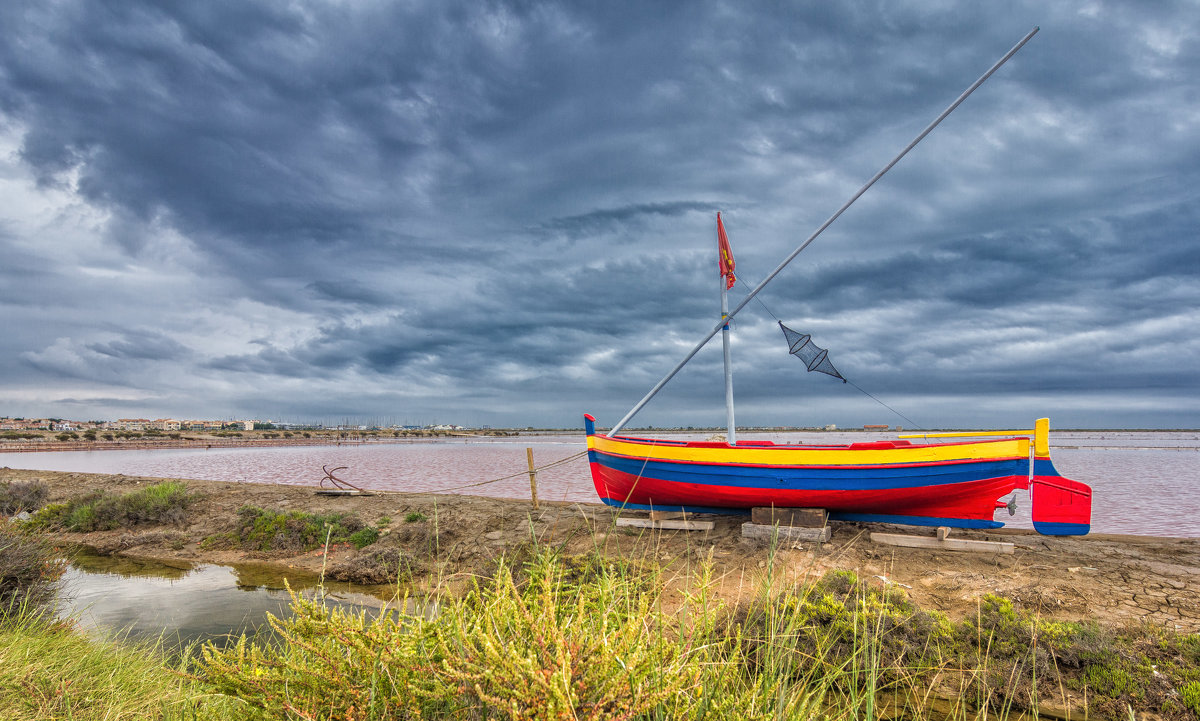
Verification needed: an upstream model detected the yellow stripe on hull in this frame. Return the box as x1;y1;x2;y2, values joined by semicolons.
587;434;1029;466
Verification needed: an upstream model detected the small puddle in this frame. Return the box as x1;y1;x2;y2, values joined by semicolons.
58;548;416;651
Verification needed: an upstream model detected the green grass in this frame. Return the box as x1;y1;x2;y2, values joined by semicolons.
0;611;241;720
5;513;1200;719
1;523;235;719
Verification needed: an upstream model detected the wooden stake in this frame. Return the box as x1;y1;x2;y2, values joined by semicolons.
526;447;539;509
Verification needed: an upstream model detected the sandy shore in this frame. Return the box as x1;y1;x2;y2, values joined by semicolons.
4;467;1198;631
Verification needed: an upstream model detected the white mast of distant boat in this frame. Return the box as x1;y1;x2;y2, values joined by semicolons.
607;27;1041;439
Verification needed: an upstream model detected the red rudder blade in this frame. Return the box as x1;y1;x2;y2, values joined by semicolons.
1030;475;1091;536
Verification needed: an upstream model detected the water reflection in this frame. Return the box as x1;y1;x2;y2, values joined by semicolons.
58;548;407;651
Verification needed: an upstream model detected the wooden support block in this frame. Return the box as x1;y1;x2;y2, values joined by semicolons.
750;507;828;528
616;517;715;531
869;532;1014;554
936;526;951;541
648;510;684;521
741;522;831;544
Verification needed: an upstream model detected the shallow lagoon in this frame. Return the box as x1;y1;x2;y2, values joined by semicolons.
58;548;405;650
7;430;1198;537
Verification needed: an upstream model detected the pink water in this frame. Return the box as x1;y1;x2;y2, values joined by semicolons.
4;431;1198;537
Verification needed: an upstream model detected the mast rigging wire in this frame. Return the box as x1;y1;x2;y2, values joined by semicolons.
732;276;926;431
607;26;1040;436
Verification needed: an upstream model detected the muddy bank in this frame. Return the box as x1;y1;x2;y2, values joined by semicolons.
5;467;1198;631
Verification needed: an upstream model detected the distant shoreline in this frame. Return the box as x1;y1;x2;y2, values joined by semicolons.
4;426;1197;454
0;429;526;453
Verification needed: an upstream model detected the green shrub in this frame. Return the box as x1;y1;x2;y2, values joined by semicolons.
37;482;196;532
1180;681;1200;716
328;546;417;584
199;532;238;550
24;502;66;531
404;511;426;523
0;480;49;515
347;527;379;549
232;506;366;552
1;431;42;440
198;552;707;719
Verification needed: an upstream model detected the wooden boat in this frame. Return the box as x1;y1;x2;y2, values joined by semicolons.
583;28;1092;536
584;415;1092;535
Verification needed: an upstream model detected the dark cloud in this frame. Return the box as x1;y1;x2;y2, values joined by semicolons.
0;1;1197;429
86;331;189;362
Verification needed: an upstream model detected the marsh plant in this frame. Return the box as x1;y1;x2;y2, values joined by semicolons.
2;503;1198;719
0;524;62;618
27;480;196;532
190;543;1200;720
200;506;380;553
0;480;48;515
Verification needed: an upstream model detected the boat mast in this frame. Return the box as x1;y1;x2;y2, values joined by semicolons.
720;217;736;446
607;27;1040;438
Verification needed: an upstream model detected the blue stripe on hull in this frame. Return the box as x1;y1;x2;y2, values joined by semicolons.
828;511;1004;529
588;449;1024;492
1033;521;1090;536
598;499;1005;528
598;498;748;515
1033;458;1060;476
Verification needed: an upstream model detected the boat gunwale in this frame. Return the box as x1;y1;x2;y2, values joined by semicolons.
597;432;1029;452
588;446;1027;472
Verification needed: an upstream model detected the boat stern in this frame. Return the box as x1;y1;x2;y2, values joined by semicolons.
1029;418;1092;536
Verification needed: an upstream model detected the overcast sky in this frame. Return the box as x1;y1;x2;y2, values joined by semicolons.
1;1;1197;430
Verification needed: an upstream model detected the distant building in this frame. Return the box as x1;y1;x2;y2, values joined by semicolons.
2;418;50;430
113;418;150;431
863;424;889;431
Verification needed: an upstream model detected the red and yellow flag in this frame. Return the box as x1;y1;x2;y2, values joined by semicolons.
717;212;735;290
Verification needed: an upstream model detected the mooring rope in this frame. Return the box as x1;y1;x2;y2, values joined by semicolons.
414;448;590;494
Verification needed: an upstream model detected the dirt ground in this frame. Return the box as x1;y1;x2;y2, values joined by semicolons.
5;467;1198;632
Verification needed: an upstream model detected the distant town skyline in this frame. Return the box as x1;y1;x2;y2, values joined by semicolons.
2;3;1197;430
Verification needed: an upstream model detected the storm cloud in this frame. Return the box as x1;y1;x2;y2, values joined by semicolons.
1;1;1197;429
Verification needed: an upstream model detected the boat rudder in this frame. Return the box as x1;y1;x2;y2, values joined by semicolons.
1030;474;1092;536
